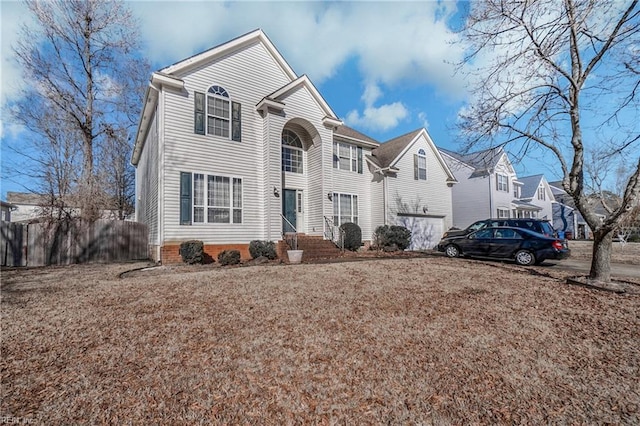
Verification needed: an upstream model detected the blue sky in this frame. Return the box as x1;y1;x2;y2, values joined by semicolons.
0;0;574;199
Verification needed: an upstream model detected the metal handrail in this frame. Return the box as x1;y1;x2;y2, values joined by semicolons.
323;216;345;251
280;213;297;250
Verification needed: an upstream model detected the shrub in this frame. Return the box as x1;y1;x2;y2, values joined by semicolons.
179;240;204;264
340;222;362;251
218;249;241;266
373;225;412;251
249;240;277;260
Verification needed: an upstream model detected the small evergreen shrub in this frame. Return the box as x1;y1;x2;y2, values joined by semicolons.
340;222;362;251
218;249;241;266
373;225;412;251
249;240;277;260
179;240;204;264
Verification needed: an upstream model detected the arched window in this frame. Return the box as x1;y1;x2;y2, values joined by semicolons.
194;85;241;141
282;129;303;173
414;148;427;180
207;85;230;138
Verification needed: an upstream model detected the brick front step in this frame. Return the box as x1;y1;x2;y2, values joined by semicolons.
277;236;342;261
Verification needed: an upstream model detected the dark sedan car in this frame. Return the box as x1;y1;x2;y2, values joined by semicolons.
437;226;570;266
442;218;557;239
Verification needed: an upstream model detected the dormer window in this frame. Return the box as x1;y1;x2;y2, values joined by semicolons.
194;85;241;141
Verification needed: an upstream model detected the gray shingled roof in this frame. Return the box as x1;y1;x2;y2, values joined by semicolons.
518;174;544;199
334;125;379;145
6;192;47;205
440;147;505;172
370;129;422;168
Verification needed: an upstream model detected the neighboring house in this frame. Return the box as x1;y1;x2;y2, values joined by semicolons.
6;192;45;222
439;147;541;229
1;200;16;222
6;191;125;222
131;29;456;263
518;175;554;220
548;181;616;240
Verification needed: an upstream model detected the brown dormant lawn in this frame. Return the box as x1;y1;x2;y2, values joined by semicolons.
2;251;639;424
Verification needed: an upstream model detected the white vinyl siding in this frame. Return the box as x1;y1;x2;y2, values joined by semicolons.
136;110;159;244
386;136;453;231
161;40;291;244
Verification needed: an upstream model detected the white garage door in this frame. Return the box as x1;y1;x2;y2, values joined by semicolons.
395;215;444;250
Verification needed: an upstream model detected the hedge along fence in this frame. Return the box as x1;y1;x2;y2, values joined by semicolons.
1;219;148;267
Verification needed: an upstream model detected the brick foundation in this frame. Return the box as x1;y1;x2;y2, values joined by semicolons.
161;243;253;264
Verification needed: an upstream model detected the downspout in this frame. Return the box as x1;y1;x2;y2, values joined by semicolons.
155;82;163;264
488;173;494;218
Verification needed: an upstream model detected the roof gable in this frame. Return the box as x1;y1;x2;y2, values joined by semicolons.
372;128;456;182
264;75;340;121
160;29;297;81
518;174;545;199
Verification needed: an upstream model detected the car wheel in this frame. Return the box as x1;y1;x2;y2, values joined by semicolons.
445;245;460;258
515;250;535;266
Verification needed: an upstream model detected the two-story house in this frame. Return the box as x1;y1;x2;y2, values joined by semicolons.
132;29;456;263
439;147;541;229
517;175;554;220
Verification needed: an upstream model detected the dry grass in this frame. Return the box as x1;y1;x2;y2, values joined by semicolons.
2;257;639;425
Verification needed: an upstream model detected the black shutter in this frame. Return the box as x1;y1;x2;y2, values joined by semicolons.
231;102;241;141
180;172;192;225
357;146;363;174
414;154;419;180
194;92;205;135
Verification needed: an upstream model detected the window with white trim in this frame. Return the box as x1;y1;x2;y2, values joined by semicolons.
282;129;303;173
194;85;241;141
333;142;363;173
332;193;358;225
180;172;242;224
537;186;546;200
414;149;427;180
496;174;509;192
497;208;510;218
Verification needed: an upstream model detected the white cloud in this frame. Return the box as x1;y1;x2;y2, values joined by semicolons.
345;102;409;132
0;1;31;107
418;112;430;130
132;1;467;96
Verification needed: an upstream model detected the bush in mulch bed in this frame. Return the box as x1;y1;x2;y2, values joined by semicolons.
340;222;362;251
179;240;204;264
249;240;278;260
373;225;411;251
218;249;241;266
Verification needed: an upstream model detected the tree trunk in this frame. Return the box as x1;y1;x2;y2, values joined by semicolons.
590;229;613;283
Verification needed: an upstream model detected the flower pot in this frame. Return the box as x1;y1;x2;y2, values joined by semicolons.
287;249;303;264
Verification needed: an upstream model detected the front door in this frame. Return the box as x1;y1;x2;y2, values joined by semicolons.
283;189;297;233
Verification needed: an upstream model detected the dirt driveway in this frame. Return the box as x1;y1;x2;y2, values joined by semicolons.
2;255;639;424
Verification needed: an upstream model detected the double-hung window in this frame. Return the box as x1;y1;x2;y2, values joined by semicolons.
194;85;241;141
496;174;509;192
180;172;242;224
414;149;427;180
332;193;358;225
333;142;363;173
282;129;303;173
497;208;509;218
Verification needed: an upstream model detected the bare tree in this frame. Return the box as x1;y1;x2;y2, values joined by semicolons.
458;0;640;283
11;0;149;221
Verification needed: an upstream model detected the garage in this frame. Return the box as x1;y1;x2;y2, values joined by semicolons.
394;213;445;250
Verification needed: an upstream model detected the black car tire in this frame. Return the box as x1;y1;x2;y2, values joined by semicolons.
515;250;535;266
444;244;460;258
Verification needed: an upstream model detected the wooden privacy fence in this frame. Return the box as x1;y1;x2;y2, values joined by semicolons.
1;220;148;267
